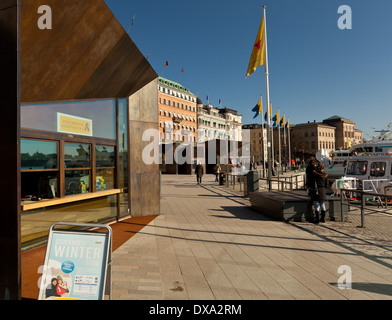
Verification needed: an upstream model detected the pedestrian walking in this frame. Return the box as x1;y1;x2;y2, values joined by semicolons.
195;162;204;185
214;163;221;182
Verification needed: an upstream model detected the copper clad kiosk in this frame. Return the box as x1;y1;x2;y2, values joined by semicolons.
1;0;158;299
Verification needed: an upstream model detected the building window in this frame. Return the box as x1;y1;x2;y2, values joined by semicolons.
21;139;59;199
96;145;115;190
64;143;91;195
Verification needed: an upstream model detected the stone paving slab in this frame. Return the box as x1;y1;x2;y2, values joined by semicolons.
111;174;392;300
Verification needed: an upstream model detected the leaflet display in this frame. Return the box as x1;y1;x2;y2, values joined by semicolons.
38;223;112;300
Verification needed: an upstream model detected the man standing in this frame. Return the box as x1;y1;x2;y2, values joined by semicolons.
195;162;204;185
214;163;221;182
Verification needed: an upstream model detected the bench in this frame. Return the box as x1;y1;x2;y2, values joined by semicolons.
249;190;346;222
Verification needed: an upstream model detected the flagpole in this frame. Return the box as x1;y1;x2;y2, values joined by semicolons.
261;94;266;178
288;119;292;170
278;111;281;176
177;68;184;83
270;107;275;173
283;115;286;170
263;5;272;191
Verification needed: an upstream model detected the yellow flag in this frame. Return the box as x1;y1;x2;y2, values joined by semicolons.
246;15;266;78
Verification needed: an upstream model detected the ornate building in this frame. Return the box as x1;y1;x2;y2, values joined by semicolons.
197;102;242;142
158;77;198;143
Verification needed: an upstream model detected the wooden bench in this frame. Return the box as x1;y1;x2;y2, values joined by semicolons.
249;190;346;222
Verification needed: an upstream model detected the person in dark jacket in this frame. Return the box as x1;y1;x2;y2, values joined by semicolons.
305;159;317;190
306;159;317;222
195;162;204;185
312;162;328;223
45;278;60;299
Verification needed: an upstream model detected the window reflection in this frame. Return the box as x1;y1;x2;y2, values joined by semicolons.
21;139;58;170
64;143;90;168
21;100;116;139
96;146;115;167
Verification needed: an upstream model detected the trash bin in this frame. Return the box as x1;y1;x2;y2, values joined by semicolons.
219;172;226;185
247;171;259;194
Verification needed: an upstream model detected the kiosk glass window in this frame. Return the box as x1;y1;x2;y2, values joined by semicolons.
21;139;59;199
21;100;116;140
21;139;58;170
64;143;91;195
96;145;115;190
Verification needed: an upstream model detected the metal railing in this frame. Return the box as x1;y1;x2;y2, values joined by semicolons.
225;173;246;192
258;174;305;191
340;188;392;228
222;170;306;195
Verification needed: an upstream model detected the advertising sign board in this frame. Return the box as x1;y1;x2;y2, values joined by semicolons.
57;112;93;136
38;223;112;300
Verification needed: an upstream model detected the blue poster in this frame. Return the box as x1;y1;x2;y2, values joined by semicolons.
39;231;109;300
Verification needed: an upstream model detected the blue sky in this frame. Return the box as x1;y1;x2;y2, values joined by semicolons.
105;0;392;139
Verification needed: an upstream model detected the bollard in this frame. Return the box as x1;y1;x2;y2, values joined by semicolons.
360;193;365;228
340;190;344;222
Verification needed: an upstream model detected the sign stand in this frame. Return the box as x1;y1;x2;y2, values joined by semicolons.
38;222;112;300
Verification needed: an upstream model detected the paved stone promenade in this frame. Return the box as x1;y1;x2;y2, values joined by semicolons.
111;174;392;300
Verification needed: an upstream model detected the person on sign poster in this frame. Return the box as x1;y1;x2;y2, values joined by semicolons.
45;278;60;299
56;275;70;297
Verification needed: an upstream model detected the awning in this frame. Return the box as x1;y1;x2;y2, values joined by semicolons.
21;0;157;102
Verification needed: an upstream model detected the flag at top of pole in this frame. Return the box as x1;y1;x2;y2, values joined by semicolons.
252;97;262;119
246;5;273;190
246;13;266;78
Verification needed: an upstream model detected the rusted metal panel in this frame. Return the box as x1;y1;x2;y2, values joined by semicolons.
20;0;157;102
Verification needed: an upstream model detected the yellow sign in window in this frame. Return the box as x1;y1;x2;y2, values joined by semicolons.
57;113;93;136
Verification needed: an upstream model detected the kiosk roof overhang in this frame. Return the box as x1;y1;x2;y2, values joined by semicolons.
21;0;157;103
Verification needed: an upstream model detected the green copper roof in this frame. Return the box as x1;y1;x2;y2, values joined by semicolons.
158;76;196;96
323;115;352;123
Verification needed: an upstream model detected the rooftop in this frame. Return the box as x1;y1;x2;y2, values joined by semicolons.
158;77;196;97
323;115;354;123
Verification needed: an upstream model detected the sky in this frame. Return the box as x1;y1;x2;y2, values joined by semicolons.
105;0;392;140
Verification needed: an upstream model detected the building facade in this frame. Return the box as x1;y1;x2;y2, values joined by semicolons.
242;124;267;164
158;77;198;174
290;121;336;158
197;103;243;142
290;115;364;159
158;77;198;143
322;115;363;149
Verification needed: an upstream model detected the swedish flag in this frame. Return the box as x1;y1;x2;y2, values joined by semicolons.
252;98;262;119
272;109;279;127
280;114;285;126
